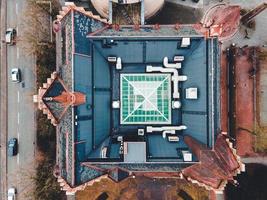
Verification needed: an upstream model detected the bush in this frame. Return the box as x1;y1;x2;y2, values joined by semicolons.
34;158;65;200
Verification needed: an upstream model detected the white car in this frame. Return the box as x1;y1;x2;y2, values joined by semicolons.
11;68;21;83
5;28;16;45
8;187;16;200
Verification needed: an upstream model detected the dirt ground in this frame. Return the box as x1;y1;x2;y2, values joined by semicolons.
76;176;209;200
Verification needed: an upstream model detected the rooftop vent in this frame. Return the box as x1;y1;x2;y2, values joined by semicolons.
182;151;192;162
172;101;181;109
116;57;122;70
112;100;120;108
117;136;123;142
138;129;145;136
108;56;117;62
185;88;198;99
181;38;190;48
174;55;185;62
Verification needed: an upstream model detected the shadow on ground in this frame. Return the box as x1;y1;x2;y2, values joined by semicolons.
147;2;202;24
225;164;267;200
76;176;208;200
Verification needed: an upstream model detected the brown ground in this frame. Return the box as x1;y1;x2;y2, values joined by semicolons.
255;48;267;153
76;176;209;200
235;48;256;157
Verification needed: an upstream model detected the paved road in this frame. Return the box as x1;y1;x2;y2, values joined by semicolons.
242;156;267;166
1;0;37;199
0;0;8;199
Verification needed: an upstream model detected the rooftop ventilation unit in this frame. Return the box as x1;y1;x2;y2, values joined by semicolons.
185;88;198;99
168;136;179;142
181;38;190;48
172;101;181;109
116;57;122;70
108;56;117;62
138;129;145;136
112;100;120;108
117;136;123;142
101;147;108;158
182;151;192;162
174;55;184;62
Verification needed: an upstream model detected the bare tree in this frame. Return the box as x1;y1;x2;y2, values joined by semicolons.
20;0;60;56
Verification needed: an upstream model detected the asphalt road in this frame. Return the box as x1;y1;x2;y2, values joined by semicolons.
5;0;36;199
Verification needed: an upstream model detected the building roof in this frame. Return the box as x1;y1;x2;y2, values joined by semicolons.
34;2;244;194
88;24;206;37
108;167;130;182
182;134;244;191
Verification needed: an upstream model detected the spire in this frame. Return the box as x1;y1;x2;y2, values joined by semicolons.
34;71;86;126
52;91;86;106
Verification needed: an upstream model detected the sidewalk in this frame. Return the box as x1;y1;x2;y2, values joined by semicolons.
242;156;267;166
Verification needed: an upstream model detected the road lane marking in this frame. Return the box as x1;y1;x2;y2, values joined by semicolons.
17;91;20;103
16;3;18;15
17;153;20;165
17;47;20;59
18;132;20;141
17;112;20;124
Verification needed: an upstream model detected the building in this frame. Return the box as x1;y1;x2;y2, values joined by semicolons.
34;2;244;195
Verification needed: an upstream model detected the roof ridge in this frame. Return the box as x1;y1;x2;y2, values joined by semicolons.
56;2;109;24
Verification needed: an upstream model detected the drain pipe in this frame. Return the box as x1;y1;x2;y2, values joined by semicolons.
147;125;187;138
162;130;176;138
163;57;181;69
146;65;187;99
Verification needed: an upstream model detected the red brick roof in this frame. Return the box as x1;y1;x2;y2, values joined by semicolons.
182;134;244;191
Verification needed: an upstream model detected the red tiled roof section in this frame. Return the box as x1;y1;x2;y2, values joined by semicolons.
200;150;231;179
56;2;109;24
34;71;86;126
182;134;244;191
183;164;223;189
214;135;240;172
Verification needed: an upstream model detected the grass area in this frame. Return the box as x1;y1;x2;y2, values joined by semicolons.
76;176;209;200
239;125;267;153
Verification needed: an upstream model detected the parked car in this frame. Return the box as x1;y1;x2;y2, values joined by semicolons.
5;28;16;45
8;138;18;157
7;187;16;200
11;68;21;83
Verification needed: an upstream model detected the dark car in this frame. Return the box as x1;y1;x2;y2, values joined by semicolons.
8;138;18;156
